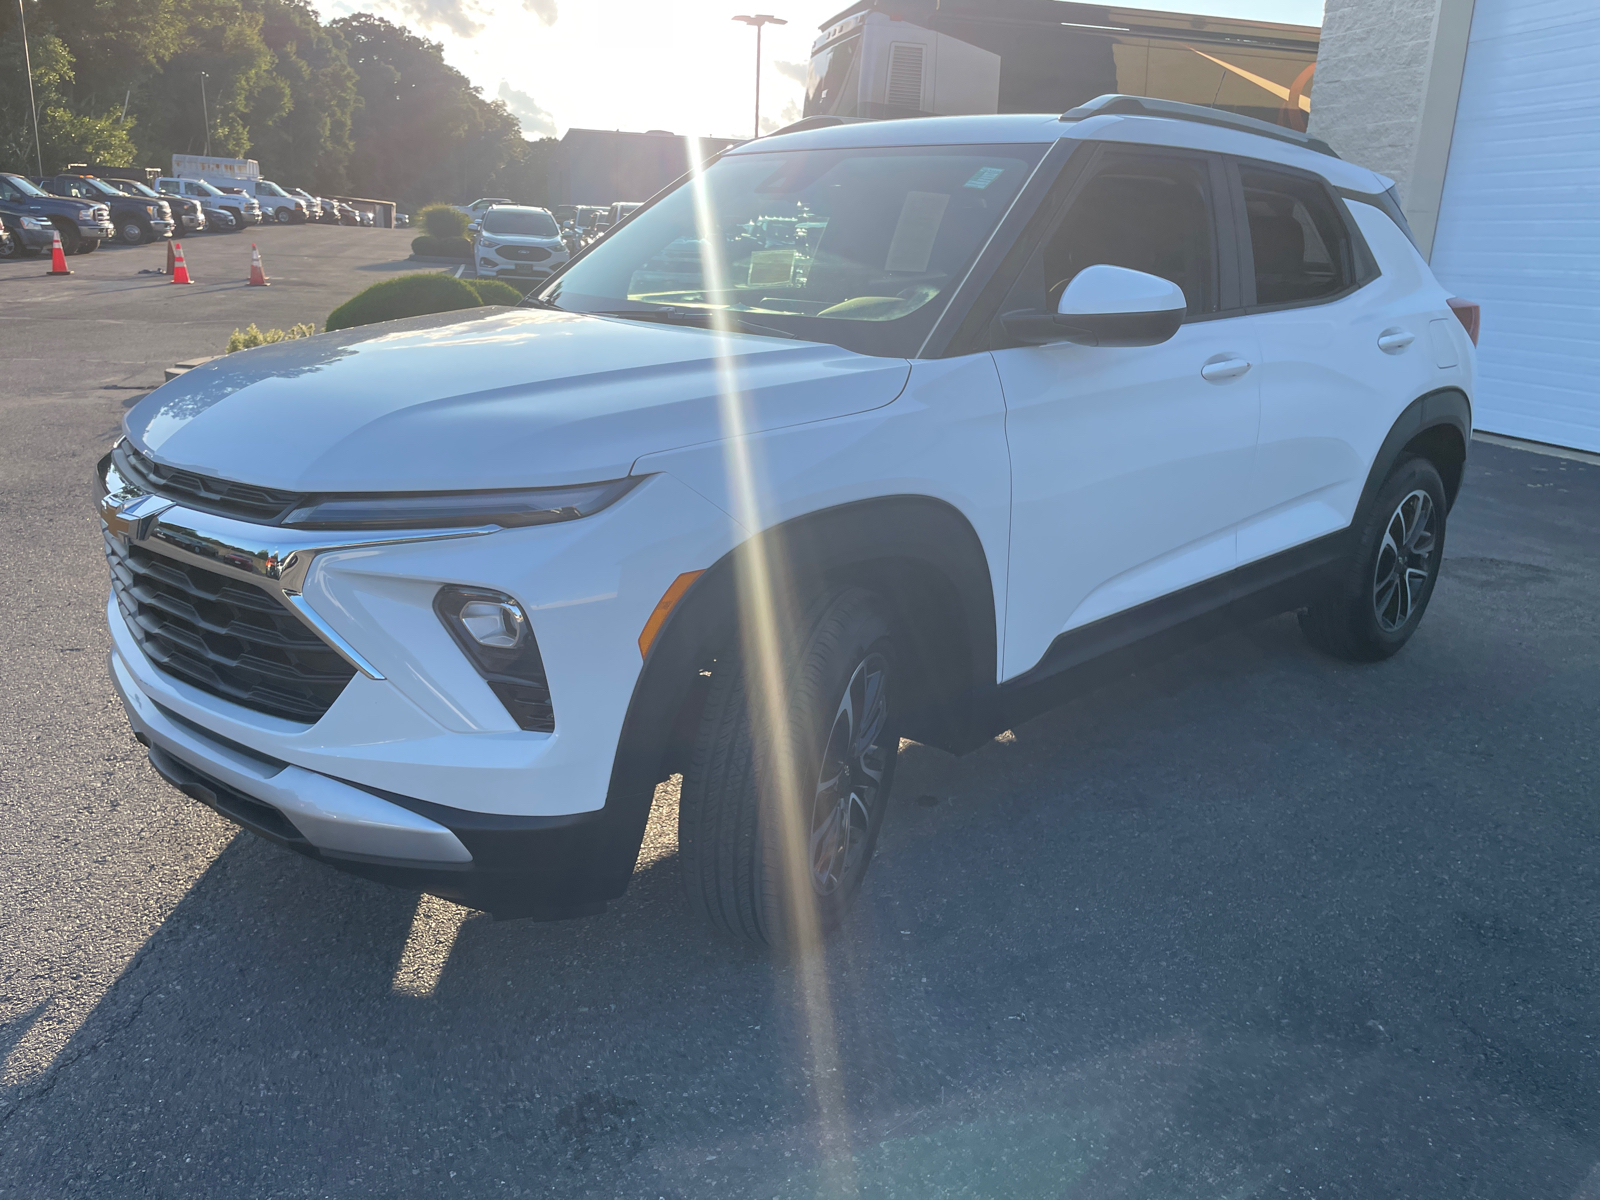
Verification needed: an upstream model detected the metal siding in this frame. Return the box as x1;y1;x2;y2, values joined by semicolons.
1429;0;1600;450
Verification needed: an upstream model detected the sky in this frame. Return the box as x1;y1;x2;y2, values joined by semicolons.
314;0;1327;143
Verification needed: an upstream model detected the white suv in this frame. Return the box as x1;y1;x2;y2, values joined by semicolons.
98;97;1477;946
473;204;570;284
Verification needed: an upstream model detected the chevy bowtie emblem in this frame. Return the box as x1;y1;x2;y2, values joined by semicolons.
102;492;175;544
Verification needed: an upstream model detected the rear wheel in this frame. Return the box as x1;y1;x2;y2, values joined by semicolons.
679;586;898;950
1300;456;1447;661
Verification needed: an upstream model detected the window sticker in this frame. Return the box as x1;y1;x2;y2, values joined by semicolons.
747;249;798;286
884;191;950;273
964;166;1005;190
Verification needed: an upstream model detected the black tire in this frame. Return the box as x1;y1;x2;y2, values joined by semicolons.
117;217;151;245
679;586;899;950
49;219;80;255
0;232;19;259
223;208;245;233
73;238;99;255
275;207;292;224
1300;455;1448;662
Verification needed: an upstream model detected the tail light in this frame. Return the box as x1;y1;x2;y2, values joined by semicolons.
1447;297;1480;346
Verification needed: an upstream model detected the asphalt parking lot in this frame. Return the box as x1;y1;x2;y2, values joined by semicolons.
2;231;1599;1198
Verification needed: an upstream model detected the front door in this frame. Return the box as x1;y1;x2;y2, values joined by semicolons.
991;146;1262;680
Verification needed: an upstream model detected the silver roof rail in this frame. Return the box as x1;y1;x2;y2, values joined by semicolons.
1061;94;1339;159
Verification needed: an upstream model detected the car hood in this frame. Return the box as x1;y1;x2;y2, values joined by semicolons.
480;233;563;247
125;307;910;493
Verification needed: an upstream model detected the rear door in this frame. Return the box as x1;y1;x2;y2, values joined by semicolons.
1230;158;1437;565
989;145;1261;680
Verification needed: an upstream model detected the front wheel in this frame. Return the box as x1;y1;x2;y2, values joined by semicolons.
73;238;99;255
275;207;292;224
679;586;898;950
118;218;150;245
1300;455;1448;661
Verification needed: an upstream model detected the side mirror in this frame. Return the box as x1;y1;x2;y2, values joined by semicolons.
468;222;480;236
1001;265;1187;348
1053;265;1186;347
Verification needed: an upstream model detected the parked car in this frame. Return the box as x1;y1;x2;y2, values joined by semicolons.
0;172;112;253
285;188;322;222
35;173;174;244
214;186;264;226
156;177;254;233
395;212;410;228
472;205;569;285
0;201;57;257
457;196;513;221
249;179;308;224
96;97;1477;942
108;177;206;234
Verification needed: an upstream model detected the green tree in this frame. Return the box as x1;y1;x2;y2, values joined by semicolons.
0;26;135;172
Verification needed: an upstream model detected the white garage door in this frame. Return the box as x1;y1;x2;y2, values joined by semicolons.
1429;0;1600;452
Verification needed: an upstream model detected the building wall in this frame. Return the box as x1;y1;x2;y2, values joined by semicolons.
1308;0;1476;256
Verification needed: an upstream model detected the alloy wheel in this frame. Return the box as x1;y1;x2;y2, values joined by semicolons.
809;653;890;896
1373;488;1437;632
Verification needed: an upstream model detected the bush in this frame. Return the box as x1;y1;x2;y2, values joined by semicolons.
465;278;525;306
410;234;472;259
418;203;469;240
324;273;485;332
224;323;316;353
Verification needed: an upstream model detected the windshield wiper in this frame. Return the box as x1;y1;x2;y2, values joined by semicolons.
517;294;563;310
593;308;797;340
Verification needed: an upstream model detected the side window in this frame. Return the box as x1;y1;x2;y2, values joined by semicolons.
0;179;20;202
1239;165;1355;307
1037;151;1218;316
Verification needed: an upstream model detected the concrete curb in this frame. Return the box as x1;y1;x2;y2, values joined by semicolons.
164;356;218;381
407;254;471;265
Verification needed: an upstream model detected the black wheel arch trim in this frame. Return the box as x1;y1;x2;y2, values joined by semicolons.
1359;387;1471;516
591;495;1002;901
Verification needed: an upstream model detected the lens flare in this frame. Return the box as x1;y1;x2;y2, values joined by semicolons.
686;137;855;1178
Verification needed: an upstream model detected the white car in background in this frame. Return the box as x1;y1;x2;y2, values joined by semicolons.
98;96;1477;946
472;205;569;284
457;196;514;221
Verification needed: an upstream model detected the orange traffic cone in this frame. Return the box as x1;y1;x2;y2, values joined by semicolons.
46;229;72;276
170;242;193;285
165;238;176;275
248;243;268;286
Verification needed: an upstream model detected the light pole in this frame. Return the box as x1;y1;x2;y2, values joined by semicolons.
199;71;211;156
16;0;43;176
732;14;786;139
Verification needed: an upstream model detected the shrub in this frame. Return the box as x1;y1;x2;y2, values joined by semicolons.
224;322;316;353
410;234;472;259
418;203;469;240
465;278;525;306
324;273;485;332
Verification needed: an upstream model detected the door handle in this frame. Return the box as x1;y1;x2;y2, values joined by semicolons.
1200;357;1252;382
1378;328;1415;354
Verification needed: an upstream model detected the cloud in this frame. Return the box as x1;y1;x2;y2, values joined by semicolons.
395;0;483;37
390;0;553;38
498;80;558;138
758;100;802;135
772;59;809;85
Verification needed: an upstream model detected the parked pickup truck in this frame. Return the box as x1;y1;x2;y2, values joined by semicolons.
107;177;206;234
0;200;56;257
0;172;114;253
156;177;257;233
36;173;174;244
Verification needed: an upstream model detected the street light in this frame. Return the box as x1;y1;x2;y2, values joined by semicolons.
732;13;786;140
201;70;214;158
16;0;43;176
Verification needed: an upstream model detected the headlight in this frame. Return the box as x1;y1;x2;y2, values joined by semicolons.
20;216;43;229
280;478;640;530
479;240;498;250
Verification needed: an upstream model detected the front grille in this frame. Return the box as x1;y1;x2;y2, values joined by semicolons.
106;531;355;723
499;245;552;262
113;441;303;524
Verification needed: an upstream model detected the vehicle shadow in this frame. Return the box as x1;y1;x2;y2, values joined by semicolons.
5;573;1600;1196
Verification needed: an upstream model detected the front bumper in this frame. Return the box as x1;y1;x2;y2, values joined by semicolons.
77;220;115;239
151;218;175;237
181;212;205;230
114;654;614;917
12;226;54;251
97;456;742;914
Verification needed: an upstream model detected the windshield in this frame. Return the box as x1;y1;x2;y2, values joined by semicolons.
257;181;287;197
82;178;125;198
191;180;225;197
119;180;160;198
2;174;49;198
482;209;559;237
539;143;1044;357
